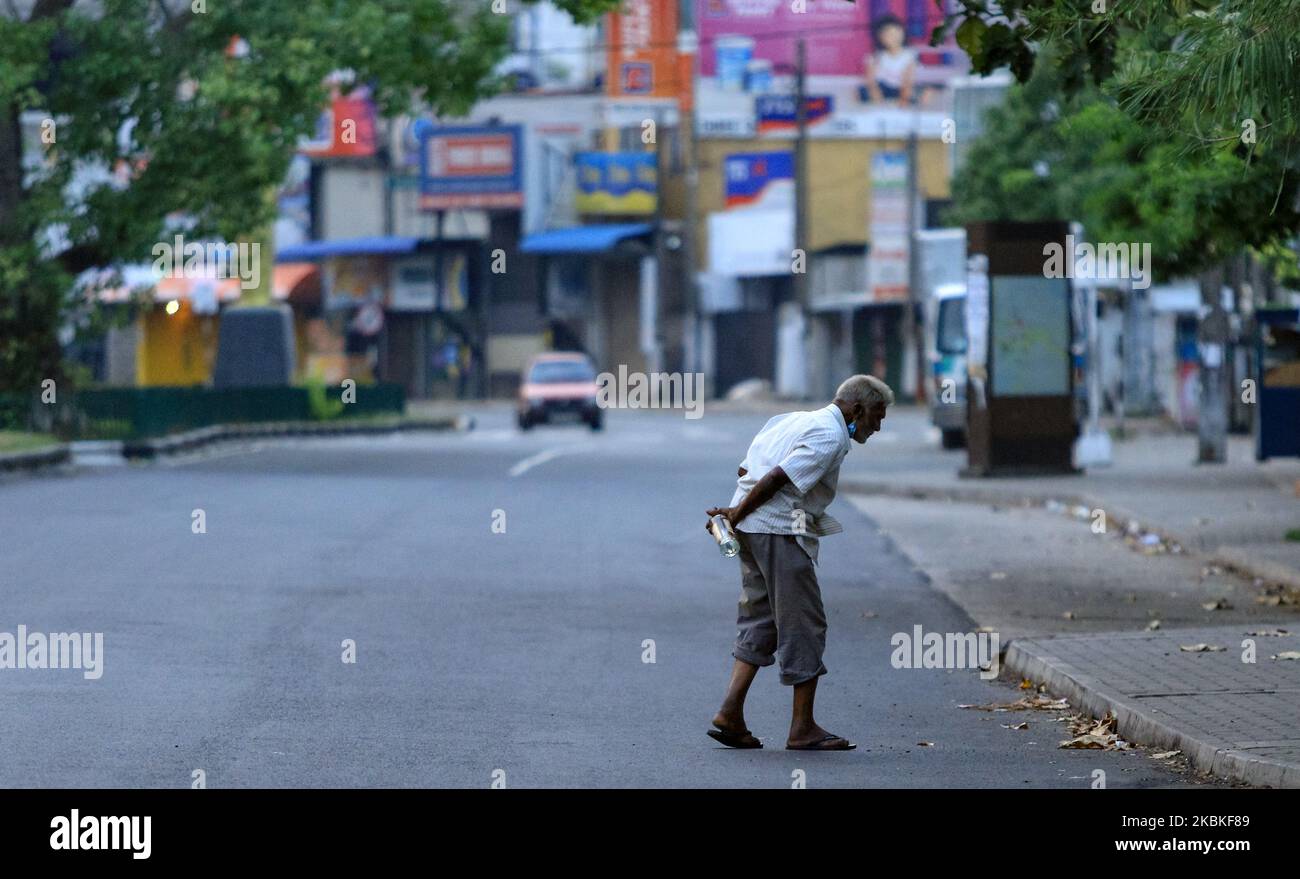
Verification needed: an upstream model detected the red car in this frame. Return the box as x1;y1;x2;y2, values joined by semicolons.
517;352;603;431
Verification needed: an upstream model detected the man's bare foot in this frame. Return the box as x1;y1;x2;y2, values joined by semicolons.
709;710;762;748
712;709;746;734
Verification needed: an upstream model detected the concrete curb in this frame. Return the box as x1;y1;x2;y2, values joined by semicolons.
1004;637;1300;788
0;444;71;473
840;478;1300;592
1211;546;1300;593
121;416;464;460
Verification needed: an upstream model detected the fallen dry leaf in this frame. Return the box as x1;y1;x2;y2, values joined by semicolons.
1271;651;1300;661
917;741;934;747
1059;713;1129;751
1059;734;1114;749
1064;712;1116;737
1151;750;1182;760
960;695;1069;712
1255;591;1296;606
1201;598;1232;611
1001;722;1029;730
1245;628;1290;637
1019;679;1034;690
1179;643;1227;653
1146;619;1162;631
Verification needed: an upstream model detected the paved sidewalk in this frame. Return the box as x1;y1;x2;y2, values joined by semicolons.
841;427;1300;590
1005;626;1300;787
838;412;1300;787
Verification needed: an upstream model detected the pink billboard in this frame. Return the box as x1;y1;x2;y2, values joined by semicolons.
697;0;957;78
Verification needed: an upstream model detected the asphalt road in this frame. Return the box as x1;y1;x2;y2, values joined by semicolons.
0;404;1202;787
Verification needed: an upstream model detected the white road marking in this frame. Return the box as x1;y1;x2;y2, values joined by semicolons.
509;446;580;477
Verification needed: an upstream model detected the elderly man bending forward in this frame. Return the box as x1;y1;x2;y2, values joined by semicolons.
705;374;894;751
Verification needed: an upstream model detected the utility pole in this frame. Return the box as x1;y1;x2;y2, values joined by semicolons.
793;39;810;397
652;108;667;377
904;130;924;403
683;47;702;380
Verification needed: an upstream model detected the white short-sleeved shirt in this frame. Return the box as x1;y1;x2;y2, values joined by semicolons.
729;404;851;564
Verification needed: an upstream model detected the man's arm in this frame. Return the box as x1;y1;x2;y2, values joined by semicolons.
707;466;790;529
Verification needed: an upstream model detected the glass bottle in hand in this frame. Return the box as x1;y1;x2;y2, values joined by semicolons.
710;514;740;558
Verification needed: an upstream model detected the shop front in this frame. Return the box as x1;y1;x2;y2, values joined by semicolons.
276;236;485;399
520;222;656;379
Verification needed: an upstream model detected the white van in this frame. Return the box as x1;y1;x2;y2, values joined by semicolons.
928;283;967;448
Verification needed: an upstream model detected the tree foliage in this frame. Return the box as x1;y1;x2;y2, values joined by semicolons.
0;0;618;394
940;0;1300;161
946;59;1300;279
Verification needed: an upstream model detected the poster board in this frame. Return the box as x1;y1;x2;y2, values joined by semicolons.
989;275;1070;397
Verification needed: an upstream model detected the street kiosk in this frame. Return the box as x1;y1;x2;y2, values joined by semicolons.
962;221;1079;476
1254;307;1300;461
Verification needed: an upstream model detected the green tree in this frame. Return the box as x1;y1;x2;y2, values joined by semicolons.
0;0;617;395
948;63;1300;278
943;0;1300;160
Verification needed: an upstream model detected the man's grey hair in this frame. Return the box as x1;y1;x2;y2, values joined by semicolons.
834;374;895;409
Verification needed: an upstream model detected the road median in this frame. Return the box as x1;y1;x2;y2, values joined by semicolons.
118;415;466;460
0;443;71;473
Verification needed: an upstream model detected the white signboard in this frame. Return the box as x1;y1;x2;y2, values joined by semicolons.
867;151;909;302
389;259;436;312
965;254;989;371
708;208;794;277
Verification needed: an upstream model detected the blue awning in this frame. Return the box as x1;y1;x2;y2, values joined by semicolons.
519;223;653;255
276;236;423;263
